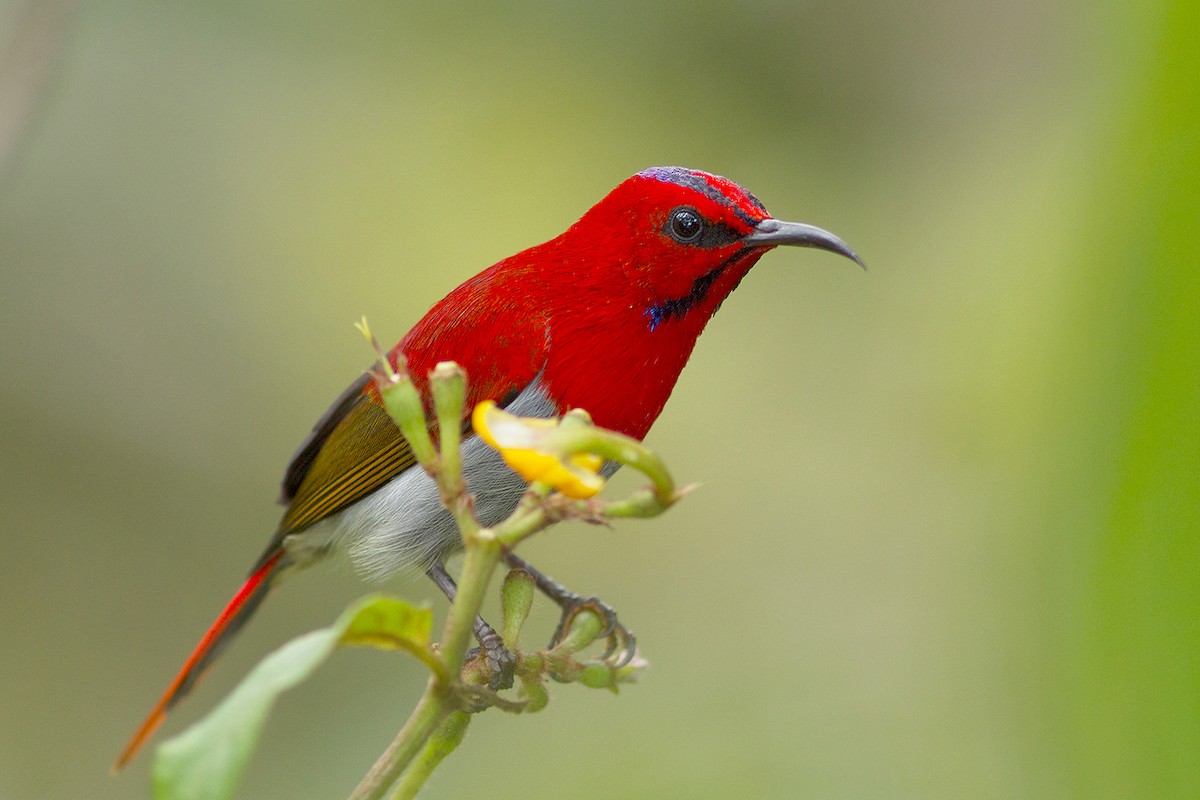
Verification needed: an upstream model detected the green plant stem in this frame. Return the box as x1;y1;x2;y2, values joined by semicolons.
379;374;437;467
560;430;676;505
347;684;450;800
599;486;684;519
493;505;551;548
438;534;502;670
350;363;506;800
430;363;465;503
345;538;500;800
388;712;471;800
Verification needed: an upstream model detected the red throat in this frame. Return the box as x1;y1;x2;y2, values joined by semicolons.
537;244;769;439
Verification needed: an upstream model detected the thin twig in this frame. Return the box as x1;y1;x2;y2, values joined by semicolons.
387;712;471;800
347;685;450;800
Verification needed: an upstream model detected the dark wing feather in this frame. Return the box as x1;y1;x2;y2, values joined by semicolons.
280;371;373;503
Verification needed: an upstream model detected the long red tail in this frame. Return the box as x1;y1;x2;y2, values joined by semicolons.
113;549;286;771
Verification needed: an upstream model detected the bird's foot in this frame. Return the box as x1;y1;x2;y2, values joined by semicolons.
467;620;517;692
551;594;637;668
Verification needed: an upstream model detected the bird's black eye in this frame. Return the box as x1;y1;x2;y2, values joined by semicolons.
667;207;704;244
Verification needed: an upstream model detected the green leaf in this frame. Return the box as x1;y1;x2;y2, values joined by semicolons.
152;595;432;800
340;594;433;653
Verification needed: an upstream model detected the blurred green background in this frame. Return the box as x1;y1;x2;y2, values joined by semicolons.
1;1;1196;798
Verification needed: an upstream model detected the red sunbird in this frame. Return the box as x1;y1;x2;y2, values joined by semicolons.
115;166;863;768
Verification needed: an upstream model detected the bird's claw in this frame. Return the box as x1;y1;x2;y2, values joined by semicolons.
466;636;517;692
551;595;637;668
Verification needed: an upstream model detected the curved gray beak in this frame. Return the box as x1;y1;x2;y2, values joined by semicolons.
743;218;866;270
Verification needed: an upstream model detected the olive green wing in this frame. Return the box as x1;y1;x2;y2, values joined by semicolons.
274;372;416;538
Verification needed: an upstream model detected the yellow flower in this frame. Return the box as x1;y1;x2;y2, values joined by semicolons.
472;401;605;499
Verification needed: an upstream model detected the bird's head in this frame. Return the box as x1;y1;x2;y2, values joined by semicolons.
554;166;863;330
